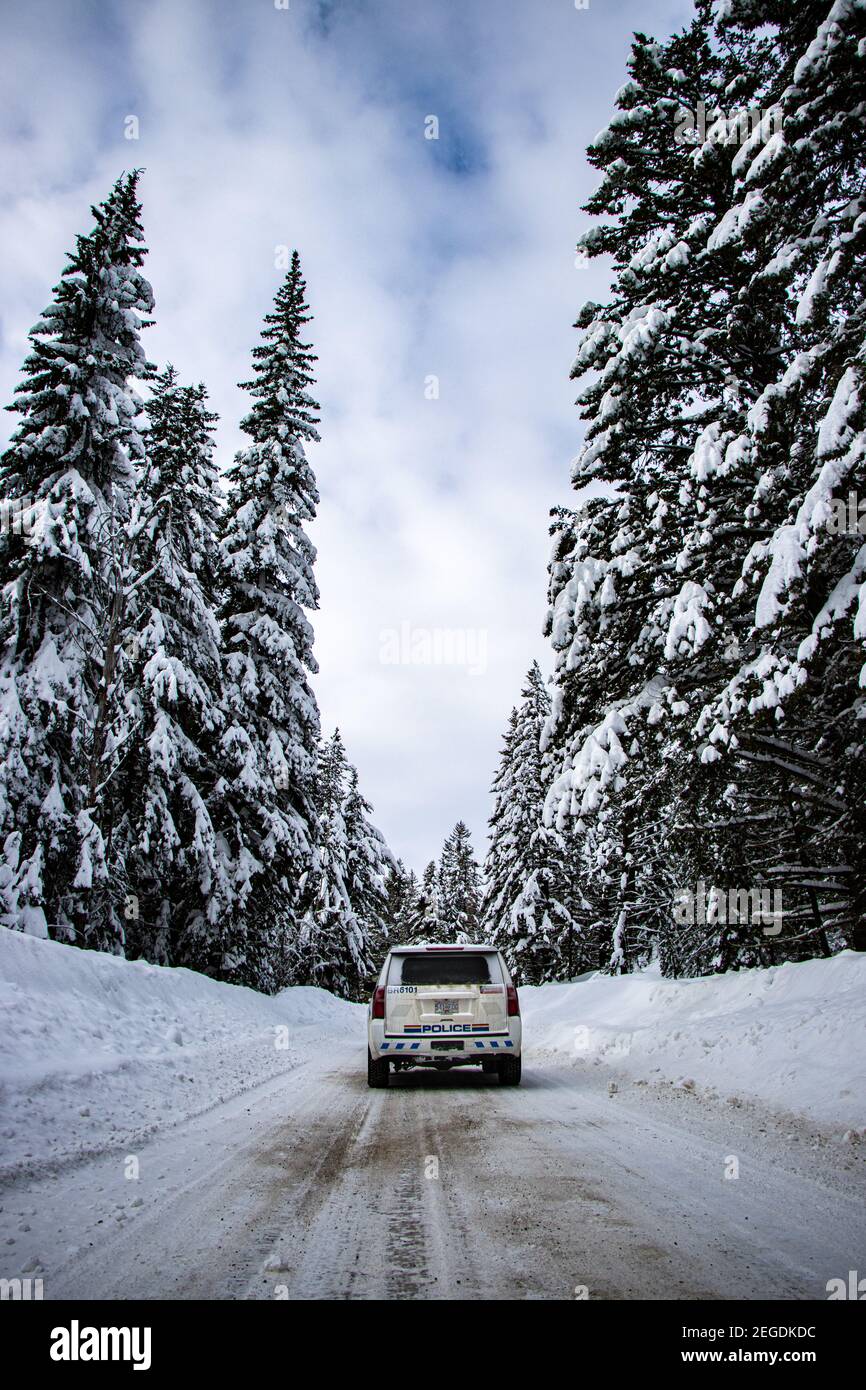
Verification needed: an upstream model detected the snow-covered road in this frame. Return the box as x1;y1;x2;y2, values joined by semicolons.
4;1038;864;1301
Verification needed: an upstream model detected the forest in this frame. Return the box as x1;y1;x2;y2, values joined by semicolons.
1;0;863;997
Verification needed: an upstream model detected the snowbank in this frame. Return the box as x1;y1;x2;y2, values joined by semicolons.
522;953;866;1132
0;928;364;1178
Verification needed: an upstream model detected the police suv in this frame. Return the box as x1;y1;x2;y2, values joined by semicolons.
367;944;522;1087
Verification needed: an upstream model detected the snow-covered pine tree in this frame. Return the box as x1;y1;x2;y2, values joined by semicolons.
541;2;824;974
382;861;424;944
542;0;866;975
694;0;866;956
298;730;362;996
484;663;584;983
403;868;427;941
0;172;154;949
541;499;632;970
484;707;520;928
437;820;483;943
623;0;866;973
419;859;440;939
298;730;393;997
120;367;228;970
213;252;321;988
343;763;394;982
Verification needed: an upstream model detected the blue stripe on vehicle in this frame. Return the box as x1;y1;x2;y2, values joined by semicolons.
381;1036;515;1048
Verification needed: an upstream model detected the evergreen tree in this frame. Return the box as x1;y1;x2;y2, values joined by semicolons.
213;252;321;987
121;367;228;969
299;730;393;998
419;859;440;938
0;172;154;949
383;860;424;944
437;821;482;943
343;763;393;981
484;664;584;983
694;0;866;955
299;730;361;996
542;0;866;974
403;869;427;942
544;4;794;972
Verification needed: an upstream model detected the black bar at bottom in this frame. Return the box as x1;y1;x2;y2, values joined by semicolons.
7;1297;862;1374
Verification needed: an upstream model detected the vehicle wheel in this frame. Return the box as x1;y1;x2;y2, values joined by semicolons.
367;1050;390;1088
497;1054;522;1086
481;1058;497;1075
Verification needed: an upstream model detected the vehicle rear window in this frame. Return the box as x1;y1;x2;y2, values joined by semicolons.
396;953;493;986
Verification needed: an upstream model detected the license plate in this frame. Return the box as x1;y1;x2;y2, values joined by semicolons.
435;999;459;1015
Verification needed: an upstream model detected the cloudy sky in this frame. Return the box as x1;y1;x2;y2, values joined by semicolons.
0;0;692;872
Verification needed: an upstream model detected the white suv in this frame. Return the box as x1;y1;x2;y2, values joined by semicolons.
367;944;522;1087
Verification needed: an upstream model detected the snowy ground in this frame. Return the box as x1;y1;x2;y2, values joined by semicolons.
1;930;865;1299
0;929;361;1181
521;953;866;1135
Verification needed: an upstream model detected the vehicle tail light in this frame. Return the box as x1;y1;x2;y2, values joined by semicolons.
372;986;385;1019
506;985;520;1017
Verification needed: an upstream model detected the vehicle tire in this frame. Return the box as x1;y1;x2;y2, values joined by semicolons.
481;1058;497;1075
367;1050;390;1088
497;1054;522;1086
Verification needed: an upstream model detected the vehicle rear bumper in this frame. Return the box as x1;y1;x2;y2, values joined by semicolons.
368;1018;521;1060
